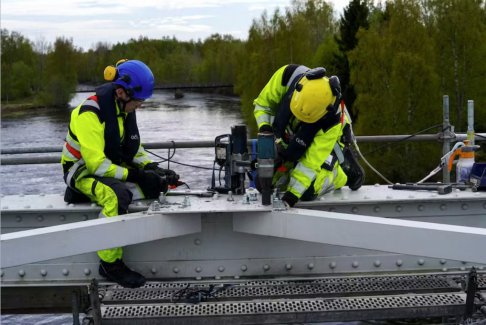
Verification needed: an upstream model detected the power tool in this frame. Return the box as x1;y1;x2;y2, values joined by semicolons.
210;125;275;205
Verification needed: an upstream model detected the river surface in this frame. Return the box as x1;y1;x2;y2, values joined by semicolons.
1;90;245;196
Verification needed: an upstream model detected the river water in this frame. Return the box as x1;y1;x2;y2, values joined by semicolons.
1;90;245;196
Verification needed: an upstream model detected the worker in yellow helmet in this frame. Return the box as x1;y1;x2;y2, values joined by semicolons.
253;64;364;207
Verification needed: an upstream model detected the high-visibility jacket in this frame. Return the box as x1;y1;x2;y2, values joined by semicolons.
61;84;151;188
253;64;349;202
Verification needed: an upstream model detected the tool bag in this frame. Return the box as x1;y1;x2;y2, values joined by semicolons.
470;163;486;191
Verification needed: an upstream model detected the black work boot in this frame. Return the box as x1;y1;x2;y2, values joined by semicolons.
99;259;146;288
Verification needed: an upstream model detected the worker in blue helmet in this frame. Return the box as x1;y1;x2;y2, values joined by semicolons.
61;59;181;288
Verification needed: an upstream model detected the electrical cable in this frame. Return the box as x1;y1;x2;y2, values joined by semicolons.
145;149;214;170
363;123;444;155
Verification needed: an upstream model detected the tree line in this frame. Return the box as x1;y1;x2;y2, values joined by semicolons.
2;0;485;183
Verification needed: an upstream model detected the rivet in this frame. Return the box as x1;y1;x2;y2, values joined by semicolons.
40;269;47;276
40;193;45;197
440;204;447;211
440;259;447;265
2;206;8;210
263;264;270;271
352;261;359;268
37;215;44;222
173;267;179;274
136;201;143;206
477;266;484;270
83;215;89;221
442;268;448;272
194;239;201;246
285;264;292;271
215;276;221;280
196;276;202;280
461;204;469;210
351;207;358;213
18;269;25;277
329;207;336;212
418;259;425;266
374;183;380;187
363;195;370;199
62;269;69;276
408;195;415;199
329;262;336;269
195;267;202;273
20;194;25;197
16;216;22;222
417;205;424;211
218;266;225;272
396;259;403;267
374;260;381;267
386;195;393;199
84;268;91;276
308;263;315;270
373;206;380;213
430;193;437;198
240;265;248;272
91;203;97;208
24;205;31;209
151;268;157;274
234;275;240;279
396;205;402;212
68;203;75;207
460;266;466;271
46;204;53;209
59;215;66;221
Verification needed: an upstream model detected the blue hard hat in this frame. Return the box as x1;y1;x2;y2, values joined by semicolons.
114;60;154;100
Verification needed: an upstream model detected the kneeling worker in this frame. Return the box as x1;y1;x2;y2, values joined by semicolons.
61;59;180;288
253;64;364;207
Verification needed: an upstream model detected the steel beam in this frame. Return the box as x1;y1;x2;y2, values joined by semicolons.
1;212;201;268
233;209;486;264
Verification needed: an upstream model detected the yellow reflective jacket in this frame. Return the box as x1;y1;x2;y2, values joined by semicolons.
61;94;151;188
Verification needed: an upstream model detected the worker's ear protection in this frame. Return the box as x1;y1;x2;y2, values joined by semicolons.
327;75;342;112
103;59;129;81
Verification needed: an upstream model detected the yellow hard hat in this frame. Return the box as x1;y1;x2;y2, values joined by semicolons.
290;76;335;123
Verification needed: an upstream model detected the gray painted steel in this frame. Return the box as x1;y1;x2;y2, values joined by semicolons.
1;186;486;284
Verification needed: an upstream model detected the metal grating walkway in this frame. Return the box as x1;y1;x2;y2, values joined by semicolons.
97;272;485;324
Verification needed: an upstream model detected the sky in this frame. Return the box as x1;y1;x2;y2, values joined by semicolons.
1;0;351;51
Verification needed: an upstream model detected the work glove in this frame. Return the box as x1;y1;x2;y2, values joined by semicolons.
281;191;298;208
127;169;168;199
144;162;180;186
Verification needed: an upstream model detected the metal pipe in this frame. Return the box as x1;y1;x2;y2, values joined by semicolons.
1;133;485;165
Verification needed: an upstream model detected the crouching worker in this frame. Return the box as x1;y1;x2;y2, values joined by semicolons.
61;59;180;288
253;64;365;208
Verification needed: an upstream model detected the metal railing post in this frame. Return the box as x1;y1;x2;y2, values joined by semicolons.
467;100;475;146
442;95;451;184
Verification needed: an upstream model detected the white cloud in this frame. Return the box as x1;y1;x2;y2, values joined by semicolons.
1;0;352;50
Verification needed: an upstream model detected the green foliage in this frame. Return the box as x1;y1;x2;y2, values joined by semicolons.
39;37;79;107
1;29;37;101
332;0;371;122
236;0;338;134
